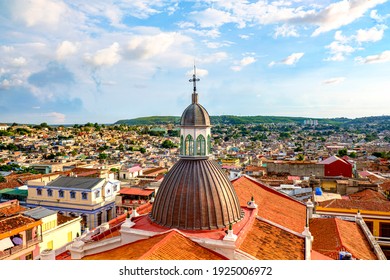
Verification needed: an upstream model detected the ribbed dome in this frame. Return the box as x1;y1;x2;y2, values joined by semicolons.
180;103;211;126
150;158;244;230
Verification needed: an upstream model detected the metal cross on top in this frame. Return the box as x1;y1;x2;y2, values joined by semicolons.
189;65;200;93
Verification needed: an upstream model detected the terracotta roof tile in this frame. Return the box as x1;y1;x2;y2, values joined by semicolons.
83;230;227;260
0;214;40;237
239;218;305;260
318;197;390;212
232;176;306;233
310;218;377;260
348;189;387;202
311;250;334;260
0;200;25;218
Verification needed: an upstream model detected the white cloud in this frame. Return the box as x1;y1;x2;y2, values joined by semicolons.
311;0;387;36
186;68;208;78
126;33;188;60
355;26;386;43
325;41;355;61
200;52;228;64
185;28;221;39
0;78;23;89
119;0;163;19
56;41;78;60
0;79;11;89
190;8;239;28
84;42;121;67
269;52;304;66
1;46;14;52
370;10;390;22
239;34;250;40
11;57;27;67
322;77;346;85
355;50;390;64
203;41;233;49
283;52;304;65
273;24;299;38
0;68;9;75
231;56;256;71
41;112;66;123
12;0;68;27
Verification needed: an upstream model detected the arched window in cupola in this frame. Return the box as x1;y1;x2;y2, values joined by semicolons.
196;134;206;156
185;134;194;156
180;135;184;155
207;134;212;154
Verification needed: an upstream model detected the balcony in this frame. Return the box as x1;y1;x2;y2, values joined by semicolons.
0;236;42;260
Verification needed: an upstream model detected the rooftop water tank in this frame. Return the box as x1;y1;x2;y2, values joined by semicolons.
315;187;323;195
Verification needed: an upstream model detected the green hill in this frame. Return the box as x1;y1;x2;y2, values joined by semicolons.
115;115;390;127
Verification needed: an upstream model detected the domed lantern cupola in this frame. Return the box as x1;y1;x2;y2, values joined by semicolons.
180;66;212;158
150;66;244;230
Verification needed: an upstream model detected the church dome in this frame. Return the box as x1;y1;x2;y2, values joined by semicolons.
180;100;210;126
150;158;244;230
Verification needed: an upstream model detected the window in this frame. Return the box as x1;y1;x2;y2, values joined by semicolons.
37;189;42;196
47;240;53;250
82;192;88;200
47;189;53;197
67;231;72;242
196;135;206;156
95;190;100;198
113;184;117;192
97;212;102;226
81;215;87;230
58;190;64;198
26;229;32;242
25;252;33;260
70;191;76;199
207;135;212;154
380;222;390;238
185;135;193;156
365;221;373;234
180;135;184;154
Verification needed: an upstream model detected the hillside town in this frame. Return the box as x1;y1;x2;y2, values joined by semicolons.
1;118;390;260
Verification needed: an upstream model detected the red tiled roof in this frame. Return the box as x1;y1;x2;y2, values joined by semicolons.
232;176;306;233
83;230;228;260
56;250;72;260
379;180;390;192
119;188;154;196
311;250;334;260
310;218;377;260
318;193;390;212
0;200;25;218
348;189;387;202
0;214;41;238
239;218;305;260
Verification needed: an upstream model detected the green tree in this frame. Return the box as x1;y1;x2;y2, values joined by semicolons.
349;152;357;158
98;153;108;160
161;140;175;149
338;148;348;157
139;147;146;154
296;154;305;161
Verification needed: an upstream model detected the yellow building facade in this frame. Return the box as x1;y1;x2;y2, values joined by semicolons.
26;176;120;231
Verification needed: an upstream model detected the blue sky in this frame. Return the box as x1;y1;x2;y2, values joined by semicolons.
0;0;389;124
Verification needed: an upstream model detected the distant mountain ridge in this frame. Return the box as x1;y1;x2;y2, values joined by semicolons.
115;115;390;126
